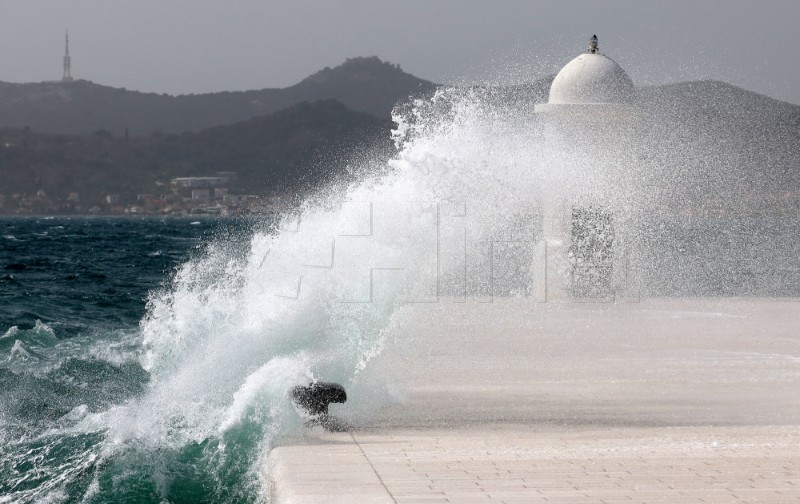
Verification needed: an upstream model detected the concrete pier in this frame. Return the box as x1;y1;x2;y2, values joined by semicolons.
266;298;800;503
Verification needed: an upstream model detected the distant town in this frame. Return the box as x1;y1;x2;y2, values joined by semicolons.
0;173;291;216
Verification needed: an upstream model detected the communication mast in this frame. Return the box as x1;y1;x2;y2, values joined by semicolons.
63;31;74;82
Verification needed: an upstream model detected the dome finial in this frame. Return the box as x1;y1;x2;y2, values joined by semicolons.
588;34;599;54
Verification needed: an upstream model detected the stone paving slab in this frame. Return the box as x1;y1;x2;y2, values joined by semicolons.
267;425;800;503
340;298;800;430
267;299;800;502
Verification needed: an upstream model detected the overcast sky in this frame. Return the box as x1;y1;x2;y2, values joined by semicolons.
2;0;799;104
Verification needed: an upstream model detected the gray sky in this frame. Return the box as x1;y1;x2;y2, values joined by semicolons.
2;0;799;104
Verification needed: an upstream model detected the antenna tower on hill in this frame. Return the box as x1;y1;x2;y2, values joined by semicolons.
63;31;74;82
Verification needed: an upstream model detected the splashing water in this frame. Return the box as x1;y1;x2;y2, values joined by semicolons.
3;80;797;502
0;87;557;503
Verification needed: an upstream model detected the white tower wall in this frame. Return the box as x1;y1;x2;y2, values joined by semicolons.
533;36;641;302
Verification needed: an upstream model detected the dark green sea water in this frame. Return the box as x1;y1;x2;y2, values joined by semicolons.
0;217;266;504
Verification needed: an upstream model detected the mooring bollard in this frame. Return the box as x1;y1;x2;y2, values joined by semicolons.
290;382;347;431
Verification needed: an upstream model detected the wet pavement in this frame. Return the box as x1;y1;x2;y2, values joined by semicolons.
267;298;800;503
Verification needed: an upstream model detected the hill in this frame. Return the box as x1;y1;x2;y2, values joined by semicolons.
0;57;436;136
0;100;392;214
633;80;800;211
1;77;799;216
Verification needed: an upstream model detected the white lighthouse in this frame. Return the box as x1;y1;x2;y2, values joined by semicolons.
533;35;639;302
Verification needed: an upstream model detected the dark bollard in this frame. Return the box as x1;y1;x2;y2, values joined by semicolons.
290;382;347;431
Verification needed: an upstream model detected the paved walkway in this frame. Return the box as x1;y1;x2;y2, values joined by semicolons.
266;299;800;503
267;425;800;503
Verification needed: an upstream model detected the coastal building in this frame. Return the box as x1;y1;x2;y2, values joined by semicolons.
534;35;640;301
191;189;211;203
222;194;259;205
171;176;230;189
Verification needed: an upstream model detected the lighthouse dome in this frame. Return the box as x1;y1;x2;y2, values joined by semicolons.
548;38;634;105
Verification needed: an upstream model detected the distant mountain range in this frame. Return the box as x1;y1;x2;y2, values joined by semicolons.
0;56;798;215
635;80;800;207
0;57;436;136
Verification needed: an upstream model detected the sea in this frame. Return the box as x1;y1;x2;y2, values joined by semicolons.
0;216;269;503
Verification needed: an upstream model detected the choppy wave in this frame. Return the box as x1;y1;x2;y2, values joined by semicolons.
0;87;553;503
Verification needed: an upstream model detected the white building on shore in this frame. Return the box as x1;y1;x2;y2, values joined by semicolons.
534;35;640;301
